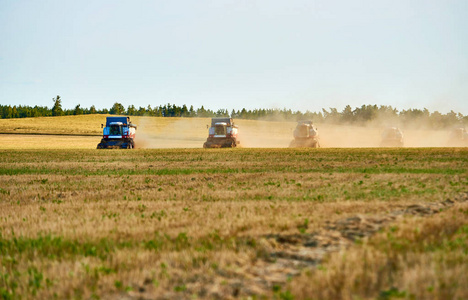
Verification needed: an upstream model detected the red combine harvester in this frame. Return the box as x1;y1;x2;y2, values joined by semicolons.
203;117;240;148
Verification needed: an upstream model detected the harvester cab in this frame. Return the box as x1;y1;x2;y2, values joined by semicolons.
289;120;320;148
203;117;240;148
97;117;137;149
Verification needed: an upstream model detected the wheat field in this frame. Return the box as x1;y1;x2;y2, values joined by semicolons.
0;116;467;299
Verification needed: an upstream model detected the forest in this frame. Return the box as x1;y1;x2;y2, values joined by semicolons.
1;95;466;129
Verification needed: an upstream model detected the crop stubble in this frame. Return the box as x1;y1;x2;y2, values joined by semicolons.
0;148;467;299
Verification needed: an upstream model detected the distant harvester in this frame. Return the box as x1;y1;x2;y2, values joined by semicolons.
447;127;468;146
289;120;320;148
380;127;404;147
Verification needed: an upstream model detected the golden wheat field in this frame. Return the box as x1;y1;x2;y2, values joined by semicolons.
0;115;467;299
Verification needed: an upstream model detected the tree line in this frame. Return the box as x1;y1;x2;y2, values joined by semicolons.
1;95;467;129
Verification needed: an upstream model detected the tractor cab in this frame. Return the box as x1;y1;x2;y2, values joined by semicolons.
103;122;124;137
102;122;134;138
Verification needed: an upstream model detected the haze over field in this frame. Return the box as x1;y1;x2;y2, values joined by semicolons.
0;115;461;149
136;119;456;148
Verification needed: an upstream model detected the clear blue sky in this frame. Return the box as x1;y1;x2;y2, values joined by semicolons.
1;0;467;114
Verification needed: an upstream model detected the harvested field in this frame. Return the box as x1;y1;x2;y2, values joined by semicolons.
1;147;467;299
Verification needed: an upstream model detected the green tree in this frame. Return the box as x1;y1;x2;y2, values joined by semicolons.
110;102;125;115
73;104;83;115
181;104;189;117
197;106;207;117
146;105;153;116
322;108;340;123
52;95;64;116
12;106;19;118
89;105;97;114
3;106;13;119
127;105;136;116
341;105;353;123
138;106;146;116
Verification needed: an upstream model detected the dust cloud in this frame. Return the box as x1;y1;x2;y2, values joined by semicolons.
319;124;452;148
235;118;457;148
130;116;465;149
134;117;207;148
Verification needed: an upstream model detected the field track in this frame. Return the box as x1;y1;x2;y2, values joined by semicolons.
1;147;467;299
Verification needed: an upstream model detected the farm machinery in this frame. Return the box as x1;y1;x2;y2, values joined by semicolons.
203;117;240;148
97;116;137;149
289;120;320;148
447;127;468;146
380;127;404;147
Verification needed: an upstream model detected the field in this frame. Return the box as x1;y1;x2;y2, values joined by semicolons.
0;114;455;149
0;116;467;299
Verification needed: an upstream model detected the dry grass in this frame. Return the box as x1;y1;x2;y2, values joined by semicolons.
0;135;98;150
0;115;104;135
287;203;468;300
0;147;467;299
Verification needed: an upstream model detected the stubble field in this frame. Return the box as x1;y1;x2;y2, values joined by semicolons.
0;116;467;299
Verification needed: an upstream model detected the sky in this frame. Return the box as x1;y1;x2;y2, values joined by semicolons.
1;0;467;114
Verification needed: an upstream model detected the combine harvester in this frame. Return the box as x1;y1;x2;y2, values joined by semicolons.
380;127;404;147
203;117;240;148
447;127;468;146
97;116;137;149
289;120;320;148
